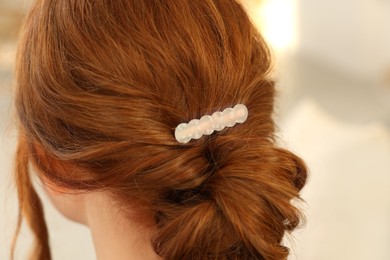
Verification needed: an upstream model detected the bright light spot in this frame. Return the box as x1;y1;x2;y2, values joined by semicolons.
251;0;296;52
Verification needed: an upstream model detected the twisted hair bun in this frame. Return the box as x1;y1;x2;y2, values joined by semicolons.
14;0;307;259
153;138;306;259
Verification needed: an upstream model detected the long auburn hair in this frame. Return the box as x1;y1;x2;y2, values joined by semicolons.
13;0;307;259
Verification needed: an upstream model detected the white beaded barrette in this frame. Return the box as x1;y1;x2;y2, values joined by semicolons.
174;104;248;144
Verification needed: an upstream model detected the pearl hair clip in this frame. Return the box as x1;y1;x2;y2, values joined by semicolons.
174;104;248;144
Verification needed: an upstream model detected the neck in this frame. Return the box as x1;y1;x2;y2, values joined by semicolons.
85;192;162;260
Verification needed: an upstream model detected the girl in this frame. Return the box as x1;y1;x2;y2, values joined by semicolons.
13;0;307;259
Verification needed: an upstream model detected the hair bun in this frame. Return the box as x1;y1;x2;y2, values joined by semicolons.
153;137;307;259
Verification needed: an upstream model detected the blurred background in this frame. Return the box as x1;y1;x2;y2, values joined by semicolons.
1;0;389;259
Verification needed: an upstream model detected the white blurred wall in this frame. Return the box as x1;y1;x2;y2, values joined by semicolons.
297;0;390;83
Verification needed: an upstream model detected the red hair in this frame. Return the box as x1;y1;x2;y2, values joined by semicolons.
13;0;307;259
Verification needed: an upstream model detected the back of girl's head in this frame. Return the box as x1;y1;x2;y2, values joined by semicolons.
14;0;307;259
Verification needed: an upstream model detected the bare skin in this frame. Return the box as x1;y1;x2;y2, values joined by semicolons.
43;183;162;260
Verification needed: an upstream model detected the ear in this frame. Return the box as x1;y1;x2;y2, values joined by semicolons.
31;143;89;224
40;174;88;225
31;144;86;224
